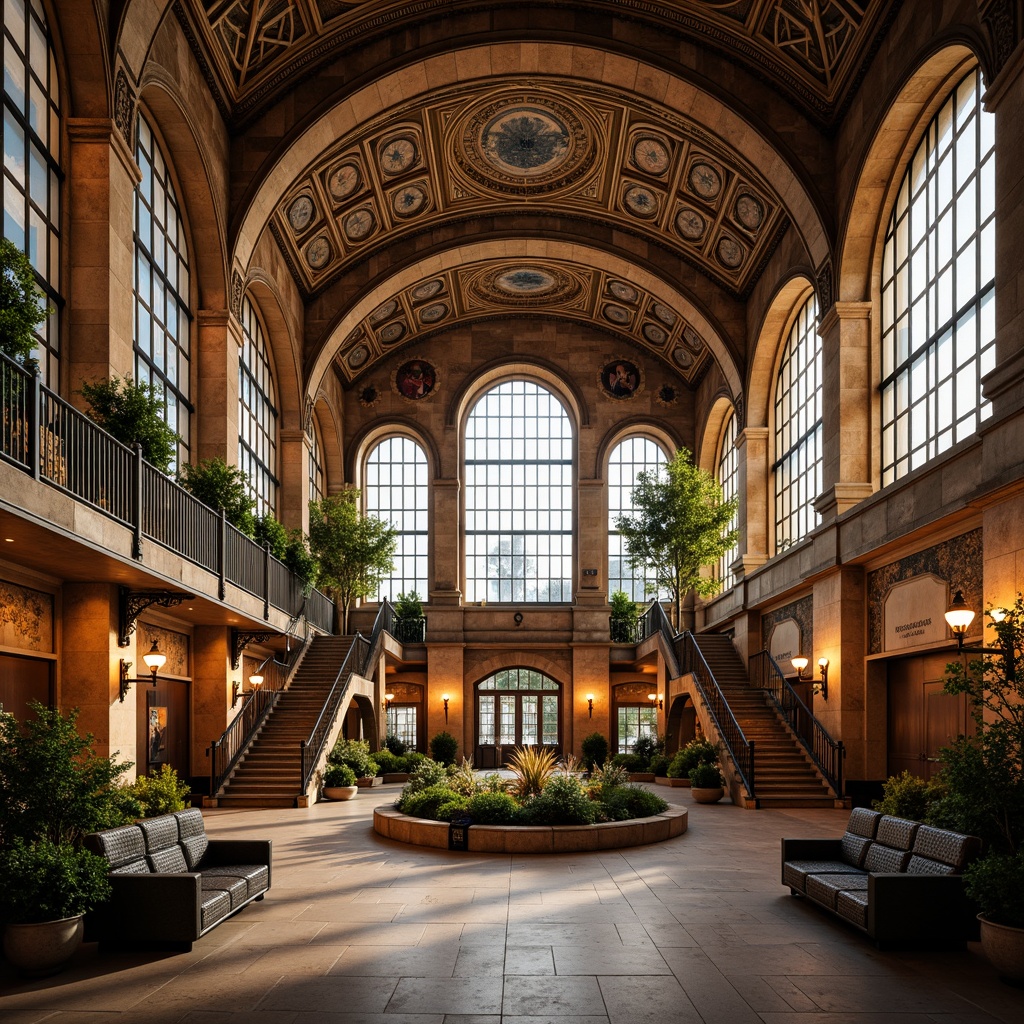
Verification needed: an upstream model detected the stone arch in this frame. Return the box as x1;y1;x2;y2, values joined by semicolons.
664;691;697;757
51;0;110;118
244;272;303;431
348;421;439;492
115;0;175;87
594;423;679;482
698;394;737;475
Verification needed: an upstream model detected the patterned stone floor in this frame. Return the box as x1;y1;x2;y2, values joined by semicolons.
2;784;1023;1023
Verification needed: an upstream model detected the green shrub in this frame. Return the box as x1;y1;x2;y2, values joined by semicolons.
399;784;464;819
0;838;112;923
129;765;190;817
601;785;668;820
612;753;645;772
648;754;672;777
480;773;511;794
586;761;630;800
178;457;256;536
402;758;446;795
688;762;724;788
435;797;470;822
872;770;940;821
254;515;288;558
393;590;424;619
964;851;1024;928
323;763;357;787
465;791;520;824
429;731;459;766
632;733;662;768
667;739;717;778
384;734;408;756
446;758;479;797
404;751;427;771
329;738;378;778
519;774;596;825
373;749;406;775
581;732;609;770
507;745;558;799
0;236;49;366
284;529;319;593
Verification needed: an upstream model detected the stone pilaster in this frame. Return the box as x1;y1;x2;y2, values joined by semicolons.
195;310;243;466
735;426;769;575
429;478;462;604
278;427;311;531
193;626;232;782
576;478;606;604
427;644;465;753
571;645;610;757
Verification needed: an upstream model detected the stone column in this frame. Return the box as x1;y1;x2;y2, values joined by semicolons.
193;626;232;787
576;478;607;605
427;644;465;754
430;478;462;605
815;302;873;522
195;310;243;466
571;645;609;757
734;426;769;576
278;427;311;531
66;120;140;397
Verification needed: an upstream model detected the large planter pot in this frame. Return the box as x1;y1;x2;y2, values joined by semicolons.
979;914;1024;983
323;785;359;801
3;915;84;977
690;786;724;804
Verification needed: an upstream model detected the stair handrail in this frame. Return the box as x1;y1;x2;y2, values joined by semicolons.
749;650;845;797
675;631;756;799
638;600;682;676
207;623;314;797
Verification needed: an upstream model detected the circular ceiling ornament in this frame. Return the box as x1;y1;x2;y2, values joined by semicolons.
456;93;595;195
347;345;369;369
682;325;705;353
655;384;679;407
608;280;639;304
344;207;376;242
652;302;678;327
411;279;444;302
676;207;706;241
473;264;579;306
603;304;631;325
623;184;660;218
359;385;381;408
673;347;694;368
688;161;722;200
734;192;765;231
378;321;407;345
369;299;398;324
716;235;744;268
642;322;668;346
392;184;428;218
287;195;315;233
327;162;361;202
305;235;331;270
378;136;417;176
632;136;671;176
419;302;449;324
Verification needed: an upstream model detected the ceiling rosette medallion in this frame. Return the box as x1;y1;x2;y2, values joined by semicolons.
468;264;584;307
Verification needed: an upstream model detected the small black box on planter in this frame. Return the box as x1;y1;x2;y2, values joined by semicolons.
448;816;472;850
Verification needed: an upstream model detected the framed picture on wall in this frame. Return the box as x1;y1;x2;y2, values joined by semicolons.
148;705;168;764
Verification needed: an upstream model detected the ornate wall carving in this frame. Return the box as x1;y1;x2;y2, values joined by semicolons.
0;580;53;653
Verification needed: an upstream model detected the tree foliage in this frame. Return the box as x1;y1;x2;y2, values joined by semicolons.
0;237;49;366
178;457;257;535
79;375;181;473
308;491;396;632
614;447;738;628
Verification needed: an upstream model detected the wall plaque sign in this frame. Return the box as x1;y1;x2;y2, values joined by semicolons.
883;574;949;651
768;618;802;676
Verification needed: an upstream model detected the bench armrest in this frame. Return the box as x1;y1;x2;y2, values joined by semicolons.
87;872;202;944
869;873;976;947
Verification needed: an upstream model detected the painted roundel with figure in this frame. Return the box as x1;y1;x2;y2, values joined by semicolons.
600;358;643;400
394;359;437;402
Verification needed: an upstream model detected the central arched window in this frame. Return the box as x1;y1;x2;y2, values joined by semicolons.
238;296;277;517
881;68;995;486
365;436;428;601
608;436;667;599
464;380;573;602
134;114;191;467
773;294;821;550
716;411;738;588
475;668;561;767
3;0;61;384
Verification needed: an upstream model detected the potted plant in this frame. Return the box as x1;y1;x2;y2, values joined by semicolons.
961;851;1024;981
0;837;111;975
329;738;380;787
609;590;640;643
322;763;359;801
392;590;425;642
666;738;718;787
688;761;725;804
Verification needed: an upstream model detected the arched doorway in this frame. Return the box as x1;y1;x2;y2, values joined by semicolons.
475;668;561;768
664;693;698;757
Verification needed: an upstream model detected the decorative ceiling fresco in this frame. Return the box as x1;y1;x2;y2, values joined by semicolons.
269;81;790;301
176;1;898;125
332;260;712;386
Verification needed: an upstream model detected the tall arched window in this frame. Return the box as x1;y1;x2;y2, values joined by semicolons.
3;0;61;384
607;436;667;600
238;296;278;517
716;411;738;588
465;380;573;602
773;294;821;550
365;436;428;600
308;416;325;505
881;68;995;486
134;114;191;467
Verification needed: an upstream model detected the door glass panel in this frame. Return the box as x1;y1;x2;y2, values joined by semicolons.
499;695;516;745
542;695;558;745
521;696;538;745
478;695;495;745
387;706;417;749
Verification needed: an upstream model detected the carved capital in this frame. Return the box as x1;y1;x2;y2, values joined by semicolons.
113;68;136;149
979;0;1021;75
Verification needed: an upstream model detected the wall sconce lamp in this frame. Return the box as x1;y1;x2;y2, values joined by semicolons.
648;692;663;711
232;672;264;706
442;693;450;723
118;640;166;702
816;658;829;700
791;654;809;680
944;590;1016;681
586;693;594;718
383;691;395;713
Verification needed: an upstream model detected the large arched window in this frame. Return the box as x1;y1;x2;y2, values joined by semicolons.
881;68;995;486
773;294;821;550
475;668;560;767
134;114;191;467
365;436;428;601
238;296;278;517
3;0;61;384
607;436;667;600
464;380;573;602
716;411;738;588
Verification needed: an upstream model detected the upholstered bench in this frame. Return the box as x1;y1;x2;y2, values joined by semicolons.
781;808;981;948
84;808;271;950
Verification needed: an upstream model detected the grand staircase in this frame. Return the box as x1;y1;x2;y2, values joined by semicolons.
215;635;356;808
691;633;838;809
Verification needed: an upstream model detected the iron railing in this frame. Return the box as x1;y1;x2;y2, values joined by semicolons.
1;352;334;632
609;615;643;643
676;630;756;798
749;650;844;796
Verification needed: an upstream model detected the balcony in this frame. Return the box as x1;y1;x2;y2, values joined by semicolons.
1;354;334;633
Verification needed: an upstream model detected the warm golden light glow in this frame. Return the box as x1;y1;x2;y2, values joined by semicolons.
142;641;166;677
944;589;975;635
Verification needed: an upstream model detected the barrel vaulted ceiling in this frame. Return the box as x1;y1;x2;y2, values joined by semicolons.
169;1;900;390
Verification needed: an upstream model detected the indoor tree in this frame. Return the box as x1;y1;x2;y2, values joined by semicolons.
308;491;397;633
614;446;738;630
0;237;48;368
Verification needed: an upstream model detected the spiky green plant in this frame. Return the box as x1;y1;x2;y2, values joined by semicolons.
507;745;557;799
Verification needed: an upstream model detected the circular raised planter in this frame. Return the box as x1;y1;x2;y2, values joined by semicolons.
373;804;687;853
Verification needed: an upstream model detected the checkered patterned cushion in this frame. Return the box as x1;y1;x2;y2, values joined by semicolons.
784;860;864;892
148;844;188;873
139;815;179;854
876;816;919;850
911;825;981;871
200;889;231;930
85;824;149;872
840;833;872;867
174;809;209;870
201;874;249;910
864;843;911;873
836;888;869;929
846;807;882;839
203;864;270;899
806;872;869;909
907;854;956;875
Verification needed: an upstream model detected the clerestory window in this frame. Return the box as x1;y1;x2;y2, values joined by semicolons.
238;296;278;517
